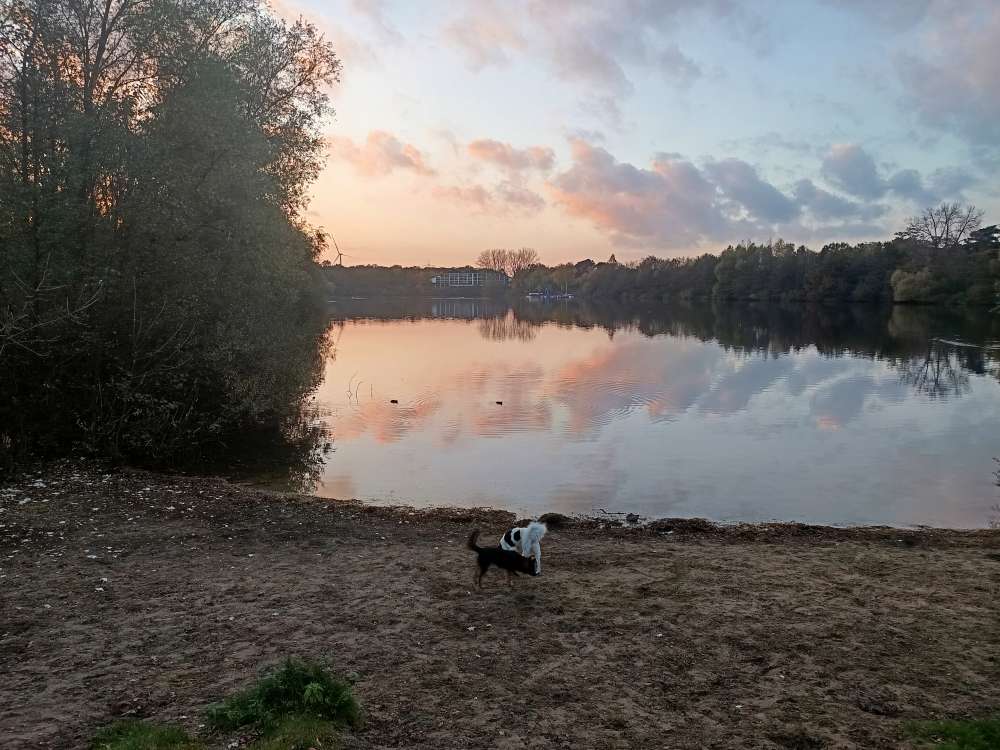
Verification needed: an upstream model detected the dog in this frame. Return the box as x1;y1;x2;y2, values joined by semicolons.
467;529;537;588
499;521;546;575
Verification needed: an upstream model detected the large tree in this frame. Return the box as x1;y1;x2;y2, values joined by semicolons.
895;203;984;250
0;0;340;462
475;247;539;278
475;248;508;275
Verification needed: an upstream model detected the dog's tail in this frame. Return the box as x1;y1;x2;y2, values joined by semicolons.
467;529;481;551
520;521;547;556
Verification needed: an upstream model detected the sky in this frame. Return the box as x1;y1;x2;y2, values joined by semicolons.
274;0;1000;267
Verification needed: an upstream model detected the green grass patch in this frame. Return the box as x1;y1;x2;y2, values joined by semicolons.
90;720;204;750
250;715;341;750
905;717;1000;749
205;658;361;733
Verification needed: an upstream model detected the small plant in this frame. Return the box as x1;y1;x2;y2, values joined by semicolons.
90;720;204;750
205;658;361;733
905;717;1000;749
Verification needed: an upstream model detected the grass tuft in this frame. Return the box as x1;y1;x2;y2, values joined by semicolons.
250;715;341;750
905;717;1000;749
205;658;361;733
90;720;204;750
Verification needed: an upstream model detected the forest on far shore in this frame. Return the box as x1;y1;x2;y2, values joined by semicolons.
326;203;1000;306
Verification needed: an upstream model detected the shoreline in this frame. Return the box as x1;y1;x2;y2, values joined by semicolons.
3;462;999;749
55;457;1000;535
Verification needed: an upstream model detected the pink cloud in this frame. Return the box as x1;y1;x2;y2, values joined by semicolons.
327;131;435;177
432;184;493;210
496;182;546;211
468;139;555;172
547;139;733;248
433;182;545;214
546;137;959;250
443;1;526;70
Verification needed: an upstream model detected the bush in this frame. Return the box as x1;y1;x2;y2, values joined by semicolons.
90;720;204;750
905;717;1000;749
891;268;939;303
205;658;361;733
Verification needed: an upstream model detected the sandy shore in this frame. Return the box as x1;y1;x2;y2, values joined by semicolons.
2;463;999;749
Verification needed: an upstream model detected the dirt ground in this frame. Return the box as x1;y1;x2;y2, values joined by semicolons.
2;463;999;750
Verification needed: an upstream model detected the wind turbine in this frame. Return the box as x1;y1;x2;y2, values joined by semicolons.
331;236;347;266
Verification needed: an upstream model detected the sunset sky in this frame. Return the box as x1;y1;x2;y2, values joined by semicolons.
276;0;1000;267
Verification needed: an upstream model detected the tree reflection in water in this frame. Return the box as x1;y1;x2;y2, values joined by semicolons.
892;344;971;399
328;298;1000;402
478;311;540;342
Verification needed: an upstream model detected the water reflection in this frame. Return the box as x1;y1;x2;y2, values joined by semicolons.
478;312;540;342
298;300;1000;527
893;345;971;399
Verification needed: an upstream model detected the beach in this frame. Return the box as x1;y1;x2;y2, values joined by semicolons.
2;463;998;749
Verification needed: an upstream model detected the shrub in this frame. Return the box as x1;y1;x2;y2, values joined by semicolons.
205;658;361;733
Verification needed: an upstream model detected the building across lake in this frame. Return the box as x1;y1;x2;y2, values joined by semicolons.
430;269;509;288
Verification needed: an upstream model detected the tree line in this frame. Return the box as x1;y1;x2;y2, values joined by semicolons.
322;249;540;298
324;264;510;298
325;205;998;306
1;0;338;468
516;205;999;305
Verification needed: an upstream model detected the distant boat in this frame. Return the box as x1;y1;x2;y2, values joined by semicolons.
527;290;574;300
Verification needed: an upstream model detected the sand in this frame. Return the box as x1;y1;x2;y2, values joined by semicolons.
2;463;999;749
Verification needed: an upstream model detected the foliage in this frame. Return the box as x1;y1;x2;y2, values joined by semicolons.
0;0;339;466
91;720;204;750
905;717;1000;749
205;658;361;733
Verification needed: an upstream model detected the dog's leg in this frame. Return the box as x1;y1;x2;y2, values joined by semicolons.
531;540;542;574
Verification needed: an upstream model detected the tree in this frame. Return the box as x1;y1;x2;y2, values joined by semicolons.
895;203;984;250
476;249;508;274
507;247;539;277
475;247;539;278
0;0;340;463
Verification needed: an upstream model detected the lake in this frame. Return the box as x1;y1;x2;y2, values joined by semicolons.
273;300;1000;528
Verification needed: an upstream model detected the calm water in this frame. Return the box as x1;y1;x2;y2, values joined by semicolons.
280;300;1000;528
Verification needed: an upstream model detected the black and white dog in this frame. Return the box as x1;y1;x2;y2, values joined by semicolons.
467;530;536;587
499;521;547;575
